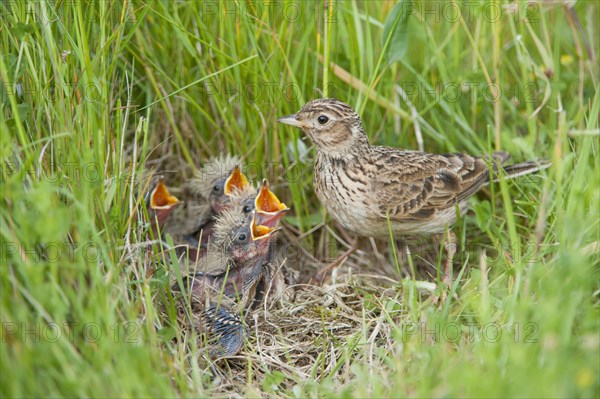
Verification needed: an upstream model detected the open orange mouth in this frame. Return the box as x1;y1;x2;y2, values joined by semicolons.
250;214;281;241
150;180;180;209
254;179;288;214
224;165;250;195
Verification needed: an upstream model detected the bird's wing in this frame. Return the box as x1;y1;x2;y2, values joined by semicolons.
370;148;498;220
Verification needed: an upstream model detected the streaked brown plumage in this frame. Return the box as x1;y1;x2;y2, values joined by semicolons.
278;98;549;293
279;99;549;238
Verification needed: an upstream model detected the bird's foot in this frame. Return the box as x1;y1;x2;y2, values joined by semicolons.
431;274;449;308
431;273;458;309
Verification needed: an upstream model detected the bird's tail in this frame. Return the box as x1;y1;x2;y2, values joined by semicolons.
500;160;551;180
490;151;551;182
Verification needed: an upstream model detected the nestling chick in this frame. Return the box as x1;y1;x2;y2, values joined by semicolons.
182;163;254;255
187;154;250;214
173;210;284;356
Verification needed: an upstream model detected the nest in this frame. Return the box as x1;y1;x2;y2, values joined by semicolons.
163;260;435;396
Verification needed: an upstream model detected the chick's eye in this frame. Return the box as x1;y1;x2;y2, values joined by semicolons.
317;115;329;125
243;205;252;213
213;184;221;192
237;233;247;242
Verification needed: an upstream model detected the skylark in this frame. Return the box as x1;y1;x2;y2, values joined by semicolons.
278;98;549;299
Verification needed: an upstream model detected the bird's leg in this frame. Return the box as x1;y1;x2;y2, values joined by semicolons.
433;229;458;307
443;229;457;286
334;221;355;245
310;239;358;285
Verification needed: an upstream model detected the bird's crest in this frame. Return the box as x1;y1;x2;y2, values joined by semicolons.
212;208;247;246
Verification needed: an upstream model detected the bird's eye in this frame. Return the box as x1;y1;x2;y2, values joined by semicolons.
237;233;247;242
317;115;329;125
243;205;252;214
213;184;221;192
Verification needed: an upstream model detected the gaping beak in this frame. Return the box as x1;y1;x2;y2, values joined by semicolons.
250;214;282;241
224;164;250;195
254;179;289;227
255;179;288;213
149;180;181;229
277;114;304;128
150;180;180;209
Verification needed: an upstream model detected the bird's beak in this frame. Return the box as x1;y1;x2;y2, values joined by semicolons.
250;214;282;241
254;208;288;228
277;114;305;128
149;180;181;229
254;179;289;227
150;180;180;209
224;164;250;195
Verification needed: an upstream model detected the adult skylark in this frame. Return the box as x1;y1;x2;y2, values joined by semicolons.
278;98;548;300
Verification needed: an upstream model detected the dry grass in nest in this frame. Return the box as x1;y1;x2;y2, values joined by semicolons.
164;266;428;397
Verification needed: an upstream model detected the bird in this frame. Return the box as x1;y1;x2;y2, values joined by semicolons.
173;207;288;356
248;179;293;304
277;98;549;300
186;154;250;214
182;158;252;245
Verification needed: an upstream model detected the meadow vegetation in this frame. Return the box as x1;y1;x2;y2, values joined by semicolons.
1;0;599;397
